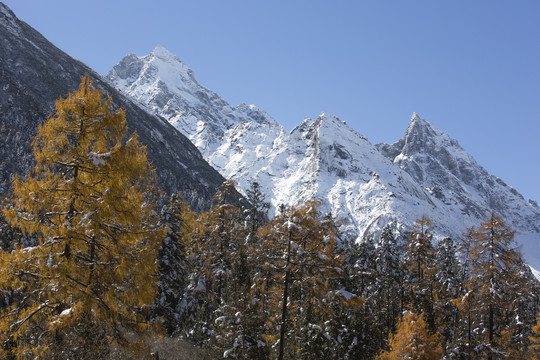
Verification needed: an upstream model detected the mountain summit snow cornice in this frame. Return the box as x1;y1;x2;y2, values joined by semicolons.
107;48;540;270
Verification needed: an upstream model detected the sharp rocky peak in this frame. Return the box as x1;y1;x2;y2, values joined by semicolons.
404;113;441;144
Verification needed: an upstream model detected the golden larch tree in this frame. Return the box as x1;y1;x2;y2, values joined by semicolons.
376;311;442;360
0;76;164;359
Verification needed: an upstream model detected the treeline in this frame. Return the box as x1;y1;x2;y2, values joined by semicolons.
0;78;539;359
150;186;540;360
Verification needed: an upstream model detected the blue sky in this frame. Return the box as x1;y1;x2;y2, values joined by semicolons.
4;0;540;202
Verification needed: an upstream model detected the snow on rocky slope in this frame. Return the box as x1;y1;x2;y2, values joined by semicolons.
107;47;540;269
106;46;277;159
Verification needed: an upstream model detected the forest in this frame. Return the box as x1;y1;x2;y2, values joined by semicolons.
0;78;539;359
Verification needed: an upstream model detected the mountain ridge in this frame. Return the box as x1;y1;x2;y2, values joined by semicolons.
107;46;540;269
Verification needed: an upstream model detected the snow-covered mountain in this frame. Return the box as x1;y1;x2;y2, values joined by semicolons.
107;47;540;269
106;45;277;159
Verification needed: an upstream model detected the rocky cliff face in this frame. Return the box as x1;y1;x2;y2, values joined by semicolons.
108;49;540;269
0;3;225;211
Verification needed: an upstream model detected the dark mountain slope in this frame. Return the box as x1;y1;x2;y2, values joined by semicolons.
0;2;224;210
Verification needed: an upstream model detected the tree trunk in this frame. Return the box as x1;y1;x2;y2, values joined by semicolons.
278;269;290;360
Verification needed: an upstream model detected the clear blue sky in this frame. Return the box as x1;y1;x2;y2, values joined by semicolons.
4;1;540;202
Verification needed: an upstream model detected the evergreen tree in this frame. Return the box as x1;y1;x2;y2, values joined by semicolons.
433;237;461;354
212;185;269;359
499;261;539;359
244;181;270;243
212;181;271;359
329;290;379;360
181;180;244;348
373;224;402;349
152;193;195;335
0;77;163;359
350;236;377;298
402;217;437;331
259;201;341;360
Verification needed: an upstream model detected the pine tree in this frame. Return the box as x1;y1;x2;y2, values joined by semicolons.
376;312;442;360
182;180;244;348
0;76;164;359
350;236;377;298
212;181;271;359
374;224;402;348
259;201;341;360
433;237;461;353
152;193;196;335
402;217;437;331
244;181;270;243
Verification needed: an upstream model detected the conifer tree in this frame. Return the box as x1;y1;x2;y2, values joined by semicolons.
152;193;196;335
376;312;442;360
502;262;540;359
350;236;377;298
244;181;270;243
433;237;461;352
402;217;437;331
0;76;163;359
212;181;271;359
329;290;379;359
259;201;341;360
374;224;402;348
459;214;538;359
211;182;270;359
468;214;519;359
181;180;243;348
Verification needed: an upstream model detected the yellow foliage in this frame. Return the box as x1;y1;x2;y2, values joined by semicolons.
0;76;164;359
530;313;540;359
258;201;343;359
376;312;442;360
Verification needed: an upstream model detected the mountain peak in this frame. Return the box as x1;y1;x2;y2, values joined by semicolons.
410;112;421;122
403;113;445;145
151;45;181;62
407;112;431;130
148;45;195;81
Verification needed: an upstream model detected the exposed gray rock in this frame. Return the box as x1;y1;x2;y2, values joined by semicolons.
0;2;225;211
